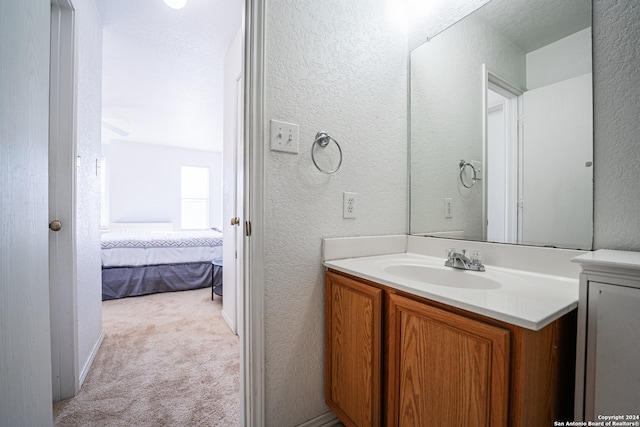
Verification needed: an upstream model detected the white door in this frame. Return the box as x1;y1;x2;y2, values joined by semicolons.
0;1;54;424
520;73;593;249
222;74;243;334
49;0;79;401
487;93;508;243
222;27;244;334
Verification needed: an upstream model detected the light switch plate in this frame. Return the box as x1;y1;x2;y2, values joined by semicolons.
270;119;299;154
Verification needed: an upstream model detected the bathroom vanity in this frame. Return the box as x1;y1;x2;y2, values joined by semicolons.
323;236;583;427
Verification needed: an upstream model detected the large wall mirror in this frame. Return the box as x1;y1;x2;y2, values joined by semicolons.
409;0;593;250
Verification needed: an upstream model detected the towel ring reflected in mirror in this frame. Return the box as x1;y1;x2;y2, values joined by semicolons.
459;159;479;189
312;132;343;174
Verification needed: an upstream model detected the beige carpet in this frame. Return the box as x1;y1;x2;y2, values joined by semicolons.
53;288;240;426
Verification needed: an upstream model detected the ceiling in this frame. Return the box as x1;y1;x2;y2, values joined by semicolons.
411;0;590;54
474;0;591;53
96;0;243;152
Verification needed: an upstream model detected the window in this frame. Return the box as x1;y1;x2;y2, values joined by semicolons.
181;166;209;229
100;156;109;229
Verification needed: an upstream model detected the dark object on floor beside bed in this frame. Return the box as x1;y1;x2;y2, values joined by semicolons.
102;262;212;300
211;258;223;300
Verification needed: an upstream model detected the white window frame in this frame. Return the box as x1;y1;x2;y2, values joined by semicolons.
100;155;109;230
181;165;210;230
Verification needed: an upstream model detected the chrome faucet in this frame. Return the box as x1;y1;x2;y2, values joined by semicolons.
445;249;485;272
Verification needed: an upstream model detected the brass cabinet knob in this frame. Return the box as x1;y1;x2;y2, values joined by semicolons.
230;217;240;226
49;220;62;232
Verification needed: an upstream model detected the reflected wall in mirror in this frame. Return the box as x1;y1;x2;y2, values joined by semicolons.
409;0;593;250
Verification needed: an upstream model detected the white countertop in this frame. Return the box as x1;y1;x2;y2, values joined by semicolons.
324;252;579;331
572;249;640;271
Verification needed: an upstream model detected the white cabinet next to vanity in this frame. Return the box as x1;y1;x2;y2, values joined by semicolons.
573;250;640;421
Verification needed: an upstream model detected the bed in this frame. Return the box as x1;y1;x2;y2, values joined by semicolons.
101;223;223;300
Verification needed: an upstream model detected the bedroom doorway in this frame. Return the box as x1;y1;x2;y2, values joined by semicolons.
98;0;245;316
96;0;247;422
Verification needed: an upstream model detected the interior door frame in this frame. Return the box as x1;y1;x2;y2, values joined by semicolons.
242;0;266;424
47;0;264;419
482;64;523;244
49;0;80;401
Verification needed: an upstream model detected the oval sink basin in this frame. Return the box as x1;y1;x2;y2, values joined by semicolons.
384;264;502;290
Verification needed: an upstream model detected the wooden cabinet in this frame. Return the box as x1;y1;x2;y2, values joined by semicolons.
386;293;509;427
325;270;576;427
325;271;383;427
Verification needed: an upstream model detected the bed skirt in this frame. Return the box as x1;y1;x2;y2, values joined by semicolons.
102;262;213;301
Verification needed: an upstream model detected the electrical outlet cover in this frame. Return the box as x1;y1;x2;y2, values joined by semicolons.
444;198;453;218
343;192;356;219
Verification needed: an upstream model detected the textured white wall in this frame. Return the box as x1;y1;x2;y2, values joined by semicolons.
592;0;640;251
75;0;105;384
108;141;223;229
410;14;525;239
263;0;407;424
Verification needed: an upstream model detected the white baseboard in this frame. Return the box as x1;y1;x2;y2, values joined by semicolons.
221;309;237;334
79;330;105;388
296;411;341;427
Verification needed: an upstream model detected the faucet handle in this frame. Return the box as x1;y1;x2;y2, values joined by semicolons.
470;251;483;265
446;248;456;259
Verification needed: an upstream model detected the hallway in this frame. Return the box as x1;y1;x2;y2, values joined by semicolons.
53;288;240;426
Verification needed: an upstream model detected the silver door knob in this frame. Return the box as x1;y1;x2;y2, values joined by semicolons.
49;220;62;232
230;217;240;226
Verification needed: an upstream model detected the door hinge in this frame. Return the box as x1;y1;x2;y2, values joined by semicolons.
245;220;252;237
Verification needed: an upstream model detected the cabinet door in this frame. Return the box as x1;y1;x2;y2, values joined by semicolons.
585;282;640;418
387;293;510;427
325;272;383;427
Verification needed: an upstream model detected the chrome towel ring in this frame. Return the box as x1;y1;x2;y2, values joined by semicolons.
459;159;479;188
312;131;343;174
